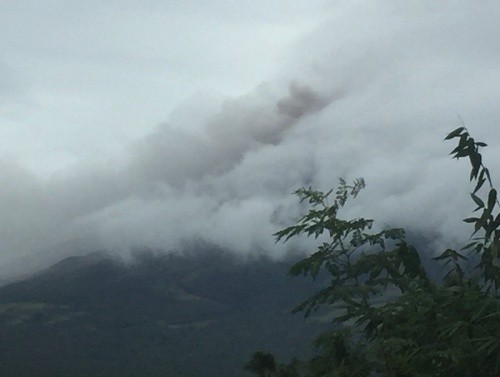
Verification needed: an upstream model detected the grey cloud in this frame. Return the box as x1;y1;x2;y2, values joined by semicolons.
129;83;332;190
277;83;330;119
1;1;499;274
0;160;59;258
0;81;331;268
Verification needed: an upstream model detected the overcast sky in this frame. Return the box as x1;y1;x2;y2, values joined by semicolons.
0;1;499;272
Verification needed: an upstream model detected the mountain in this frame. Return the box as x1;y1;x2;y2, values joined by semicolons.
0;248;328;377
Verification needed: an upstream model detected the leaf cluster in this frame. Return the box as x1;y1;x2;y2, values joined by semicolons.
246;127;500;377
443;126;500;291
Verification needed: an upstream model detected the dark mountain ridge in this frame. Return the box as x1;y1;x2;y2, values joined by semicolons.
0;247;327;377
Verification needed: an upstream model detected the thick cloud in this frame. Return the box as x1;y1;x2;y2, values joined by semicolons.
0;1;499;275
129;83;332;189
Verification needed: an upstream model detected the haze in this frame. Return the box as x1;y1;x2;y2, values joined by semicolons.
1;1;499;273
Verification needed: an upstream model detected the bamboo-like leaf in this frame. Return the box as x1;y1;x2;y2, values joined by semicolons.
491;213;500;231
450;145;464;155
487;189;497;210
471;217;483;236
460;242;477;251
484;168;491;184
469;153;482;181
473;177;486;194
444;127;465;140
463;217;480;223
470;193;484;209
454;148;471;158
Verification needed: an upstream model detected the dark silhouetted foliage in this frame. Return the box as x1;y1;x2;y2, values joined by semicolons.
246;127;499;377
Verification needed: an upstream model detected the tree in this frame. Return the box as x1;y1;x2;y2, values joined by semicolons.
244;352;277;377
244;352;303;377
245;127;499;376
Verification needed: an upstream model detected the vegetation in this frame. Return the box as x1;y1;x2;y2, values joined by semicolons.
245;127;500;376
0;249;327;377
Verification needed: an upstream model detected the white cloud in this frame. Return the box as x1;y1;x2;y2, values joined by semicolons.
0;1;499;273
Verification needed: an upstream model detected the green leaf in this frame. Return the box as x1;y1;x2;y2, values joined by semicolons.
491;213;500;231
472;221;483;236
444;127;465;140
484;168;491;184
470;193;484;209
454;148;471;158
461;242;478;251
463;217;480;223
487;189;497;210
433;249;466;261
473;177;486;194
469;153;482;181
450;145;464;155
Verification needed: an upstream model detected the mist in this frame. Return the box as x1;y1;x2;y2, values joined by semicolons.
0;1;499;275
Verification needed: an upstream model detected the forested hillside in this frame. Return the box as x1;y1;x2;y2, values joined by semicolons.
0;249;327;377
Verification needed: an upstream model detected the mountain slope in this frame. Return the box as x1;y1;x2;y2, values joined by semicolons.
0;248;327;377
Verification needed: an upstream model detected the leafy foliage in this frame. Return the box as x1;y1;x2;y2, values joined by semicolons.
246;128;499;376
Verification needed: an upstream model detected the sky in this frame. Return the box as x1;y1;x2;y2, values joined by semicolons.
0;1;499;274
